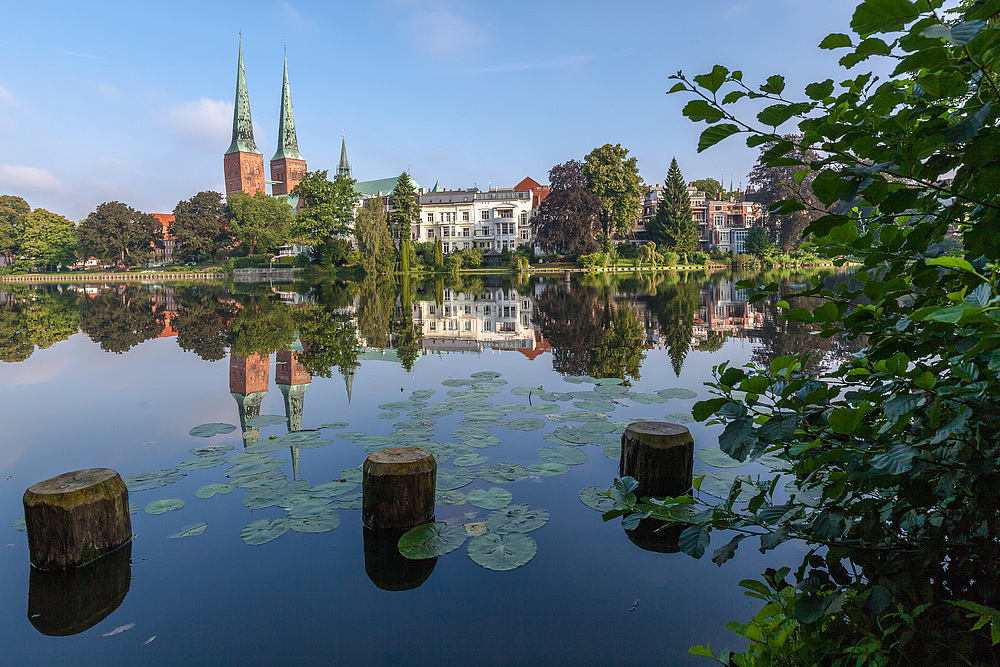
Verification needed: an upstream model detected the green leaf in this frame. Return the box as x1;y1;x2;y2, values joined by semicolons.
689;645;715;658
851;0;919;35
757;104;799;127
538;445;587;465
398;521;467;559
819;33;852;49
287;512;341;533
718;418;754;459
478;463;531;484
467;532;536;571
697;447;748;468
195;483;233;499
760;75;786;95
871;443;916;474
579;486;617;512
694;65;729;93
145;498;184;515
466;487;513;510
486;504;549;534
693;397;728;421
188;422;237;438
943;103;993;143
698;123;740;152
436;466;476;491
712;534;745;566
678;525;711;558
166;523;207;538
241;518;289;545
828;405;869;435
683;99;725;123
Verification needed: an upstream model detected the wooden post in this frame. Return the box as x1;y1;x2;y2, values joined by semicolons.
362;447;436;530
27;541;132;636
23;468;132;570
619;422;694;498
363;526;436;591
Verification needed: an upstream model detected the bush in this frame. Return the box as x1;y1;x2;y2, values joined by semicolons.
232;254;275;269
690;252;708;266
661;251;679;267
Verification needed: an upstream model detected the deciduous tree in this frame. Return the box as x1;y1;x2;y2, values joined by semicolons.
292;170;359;266
78;201;162;266
225;192;293;256
582;143;642;245
747;133;822;251
690;178;724;198
354;198;394;275
532;160;601;256
20;209;78;270
171;191;229;262
0;195;30;267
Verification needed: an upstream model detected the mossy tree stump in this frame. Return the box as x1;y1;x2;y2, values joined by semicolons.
23;468;132;570
619;422;694;498
362;447;436;530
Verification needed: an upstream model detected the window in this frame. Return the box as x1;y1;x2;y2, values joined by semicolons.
521;230;529;240
427;213;434;222
519;211;528;224
443;228;449;237
465;321;472;331
481;210;490;220
499;322;516;332
428;229;435;238
482;321;493;332
443;243;450;253
714;205;722;211
713;214;725;226
498;209;513;218
462;211;470;221
429;321;436;331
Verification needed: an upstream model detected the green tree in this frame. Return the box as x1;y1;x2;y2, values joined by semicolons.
292;170;359;266
389;172;420;248
532;160;602;256
582;143;643;245
690;178;724;199
354;198;394;275
400;237;411;273
0;287;79;361
747;133;823;251
0;195;30;268
647;158;698;252
77;201;162;266
171;191;229;263
20;209;78;270
225;192;293;255
743;226;774;258
433;237;444;269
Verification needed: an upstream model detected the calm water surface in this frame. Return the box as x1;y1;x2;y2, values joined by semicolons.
0;271;848;665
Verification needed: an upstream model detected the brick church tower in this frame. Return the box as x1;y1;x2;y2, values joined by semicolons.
270;52;306;197
224;40;266;198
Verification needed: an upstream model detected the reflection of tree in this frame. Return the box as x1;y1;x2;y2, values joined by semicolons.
647;274;699;376
696;330;726;352
172;287;238;361
534;284;606;376
79;287;164;354
0;288;79;362
227;297;297;358
295;304;360;379
356;274;395;348
586;304;648;384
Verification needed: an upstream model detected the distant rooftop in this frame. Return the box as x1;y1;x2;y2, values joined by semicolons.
354;174;422;198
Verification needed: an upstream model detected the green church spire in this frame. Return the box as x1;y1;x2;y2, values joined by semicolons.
338;135;351;178
271;51;303;162
226;39;262;156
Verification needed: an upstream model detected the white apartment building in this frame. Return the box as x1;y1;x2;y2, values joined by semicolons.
413;185;535;254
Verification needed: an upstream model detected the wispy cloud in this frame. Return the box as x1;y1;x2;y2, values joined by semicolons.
94;82;119;99
56;49;100;59
160;97;232;146
462;54;594;75
0;85;17;106
277;1;317;30
0;164;64;193
396;1;487;59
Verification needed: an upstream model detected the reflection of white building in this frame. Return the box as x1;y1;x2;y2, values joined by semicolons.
414;286;539;353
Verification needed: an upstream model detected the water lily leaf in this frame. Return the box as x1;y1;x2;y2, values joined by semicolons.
471;370;502;380
411;390;435;400
699;471;755;502
563;410;607;422
581;421;616;434
552;426;593;444
511;386;538;396
524;404;559;415
658;388;698;400
464;522;488;537
12;517;26;531
241;518;289;545
309;480;357;497
454;453;489;467
286;498;334;517
508;418;545;431
630;392;668;404
473;379;508;389
319;422;350;430
195;483;233;499
539;446;587;465
467;487;513;510
464;409;505;421
398;521;467;559
174;456;227;471
329;492;363;509
341;467;363;483
246;415;286;428
336;432;366;440
288;512;341;533
466;436;502;448
227;458;286;479
145;498;184;515
436;490;467;505
539;391;574;402
603;445;621;460
574;399;617;412
124;470;186;492
563;375;586;384
486;504;549;534
188;423;237;438
189;445;235;457
274;431;320;443
528;461;571;476
579;486;616;512
666;412;695;423
468;532;536;571
478;463;530;484
697;447;749;468
379;401;427;411
442;378;473;387
378;411;400;420
436;466;476;491
594;383;630;396
167;523;207;538
298;438;333;450
453;426;490;440
244;439;290;454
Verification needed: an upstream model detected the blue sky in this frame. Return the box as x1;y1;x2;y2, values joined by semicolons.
1;1;857;221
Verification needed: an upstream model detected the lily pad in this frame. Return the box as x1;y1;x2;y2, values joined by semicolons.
579;486;617;512
511;386;539;397
174;456;227;471
539;391;574;402
442;378;472;387
630;392;668;404
698;471;755;502
563;375;586;384
486;504;549;534
454;453;488;467
581;421;617;434
524;404;559;415
658;388;698;400
319;422;350;430
478;463;530;484
551;426;593;445
466;436;502;448
436;466;476;491
12;517;26;531
188;423;237;438
246;415;286;428
539;445;587;465
528;461;571;476
329;492;363;509
167;523;207;538
666;412;695;424
123;469;186;492
697;447;749;468
195;483;233;499
309;480;357;497
189;445;235;457
507;418;545;431
145;498;184;515
468;532;536;571
467;487;513;510
288;512;341;533
602;445;621;460
341;467;363;483
241;518;289;545
398;521;467;559
470;370;502;380
436;490;467;505
286;498;335;518
594;383;630;396
378;411;400;420
574;399;617;412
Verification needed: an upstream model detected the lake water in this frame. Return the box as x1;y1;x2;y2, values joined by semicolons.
0;270;844;665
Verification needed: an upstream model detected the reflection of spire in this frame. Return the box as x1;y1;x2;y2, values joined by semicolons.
276;349;310;479
343;367;355;405
290;445;299;480
231;391;267;446
229;352;270;447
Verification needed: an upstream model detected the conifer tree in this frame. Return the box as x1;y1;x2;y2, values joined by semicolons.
647;158;697;253
433;237;444;270
389;172;419;251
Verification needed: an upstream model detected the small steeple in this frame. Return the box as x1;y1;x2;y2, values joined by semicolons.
271;49;303;162
338;135;351;178
430;179;444;193
226;38;261;156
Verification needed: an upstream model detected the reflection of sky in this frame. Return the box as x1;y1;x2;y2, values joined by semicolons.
1;284;777;665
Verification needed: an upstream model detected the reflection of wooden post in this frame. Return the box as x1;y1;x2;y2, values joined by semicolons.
619;422;694;498
23;469;132;570
362;448;436;530
28;542;132;635
363;526;436;591
624;519;684;554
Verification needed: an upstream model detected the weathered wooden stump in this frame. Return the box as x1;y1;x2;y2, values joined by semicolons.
363;526;437;591
23;468;132;570
27;541;132;636
362;447;436;530
619;422;694;498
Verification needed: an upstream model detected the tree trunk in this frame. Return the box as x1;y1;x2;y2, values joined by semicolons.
23;468;132;570
362;447;436;530
619;422;694;498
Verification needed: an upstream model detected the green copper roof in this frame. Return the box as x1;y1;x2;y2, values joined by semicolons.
226;40;262;156
354;174;422;197
271;53;303;162
430;179;444;193
338;136;351;177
